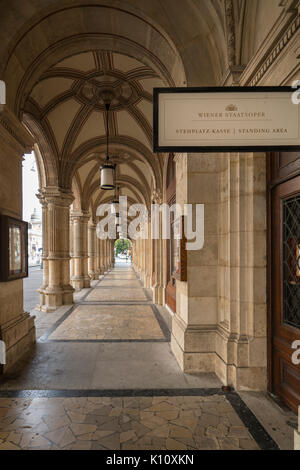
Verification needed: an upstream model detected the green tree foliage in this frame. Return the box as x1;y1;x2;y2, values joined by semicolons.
115;238;131;256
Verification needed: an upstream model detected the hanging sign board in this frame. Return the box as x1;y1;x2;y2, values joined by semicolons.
153;87;300;153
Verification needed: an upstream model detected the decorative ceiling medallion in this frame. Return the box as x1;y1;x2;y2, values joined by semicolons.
76;73;139;110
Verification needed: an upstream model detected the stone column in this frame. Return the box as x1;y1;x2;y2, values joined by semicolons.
70;212;90;290
38;188;75;312
88;221;97;280
104;240;109;271
107;240;112;269
111;241;115;267
171;153;219;374
152;193;164;305
69;216;74;282
0;106;36;372
38;198;49;307
145;222;152;288
98;239;105;275
94;234;100;279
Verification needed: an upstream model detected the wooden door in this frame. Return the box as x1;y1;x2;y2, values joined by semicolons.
270;174;300;413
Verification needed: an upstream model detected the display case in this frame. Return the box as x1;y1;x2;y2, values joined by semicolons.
0;215;28;281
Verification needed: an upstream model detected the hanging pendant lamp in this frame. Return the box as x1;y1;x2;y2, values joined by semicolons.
100;102;116;190
111;186;120;215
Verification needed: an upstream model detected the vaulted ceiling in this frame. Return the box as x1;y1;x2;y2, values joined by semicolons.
24;50;166;217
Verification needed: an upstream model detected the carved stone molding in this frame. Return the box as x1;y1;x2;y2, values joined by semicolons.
0;105;34;154
224;0;236;67
241;11;300;86
151;190;162;205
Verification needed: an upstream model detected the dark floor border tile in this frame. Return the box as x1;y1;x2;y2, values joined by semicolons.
0;387;221;398
150;304;171;341
225;391;279;451
44;338;167;344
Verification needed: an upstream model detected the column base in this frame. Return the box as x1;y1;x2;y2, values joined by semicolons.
171;315;216;373
0;312;36;374
39;286;74;311
71;276;90;290
152;285;164;305
215;326;267;391
88;271;98;281
145;275;151;288
170;315;268;391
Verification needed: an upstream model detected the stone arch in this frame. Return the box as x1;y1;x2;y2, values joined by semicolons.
69;138;162;193
1;3;186;114
22;113;59;188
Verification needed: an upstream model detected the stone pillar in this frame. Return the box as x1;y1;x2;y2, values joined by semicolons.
69;215;74;282
38;198;49;307
152;194;164;305
98;239;105;275
70;212;90;290
88;221;97;280
171;153;218;373
112;241;115;267
215;153;267;390
94;234;100;279
0;106;36;372
171;153;268;391
102;240;107;272
145;222;152;288
108;240;112;268
38;188;75;312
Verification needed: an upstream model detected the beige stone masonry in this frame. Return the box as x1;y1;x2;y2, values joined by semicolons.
70;212;91;291
38;187;75;311
0;105;36;372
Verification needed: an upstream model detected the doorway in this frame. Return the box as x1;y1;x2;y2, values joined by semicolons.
268;152;300;413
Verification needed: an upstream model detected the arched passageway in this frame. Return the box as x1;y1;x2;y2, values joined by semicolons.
0;0;299;450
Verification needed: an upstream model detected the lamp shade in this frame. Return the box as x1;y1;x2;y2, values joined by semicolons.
100;163;115;190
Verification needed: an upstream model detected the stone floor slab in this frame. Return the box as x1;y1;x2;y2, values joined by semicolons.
48;305;165;341
85;287;148;302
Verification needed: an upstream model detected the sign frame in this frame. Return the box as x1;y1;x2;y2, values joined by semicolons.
153;86;300;153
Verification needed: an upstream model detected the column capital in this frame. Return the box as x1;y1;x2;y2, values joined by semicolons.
38;187;74;207
152;190;162;204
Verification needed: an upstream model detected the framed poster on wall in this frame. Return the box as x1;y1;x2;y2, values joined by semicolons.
0;215;28;281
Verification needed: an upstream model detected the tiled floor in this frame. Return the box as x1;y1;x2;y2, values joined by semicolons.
0;263;295;450
0;395;259;450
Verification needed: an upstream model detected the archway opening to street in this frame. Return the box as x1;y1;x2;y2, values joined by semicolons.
114;238;132;265
22;150;43;312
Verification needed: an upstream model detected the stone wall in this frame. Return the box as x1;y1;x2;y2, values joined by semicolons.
0;106;36;372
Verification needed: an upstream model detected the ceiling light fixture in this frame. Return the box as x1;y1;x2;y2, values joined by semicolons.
111;186;120;216
100;96;116;190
